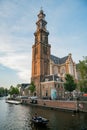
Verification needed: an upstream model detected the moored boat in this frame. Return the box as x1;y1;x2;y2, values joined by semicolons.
31;116;49;126
6;100;21;105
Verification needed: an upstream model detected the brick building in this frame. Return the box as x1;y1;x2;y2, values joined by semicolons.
31;9;77;98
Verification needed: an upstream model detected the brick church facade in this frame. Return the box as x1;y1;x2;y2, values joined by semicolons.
31;9;77;99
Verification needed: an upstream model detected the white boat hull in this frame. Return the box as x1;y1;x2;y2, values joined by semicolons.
6;100;21;105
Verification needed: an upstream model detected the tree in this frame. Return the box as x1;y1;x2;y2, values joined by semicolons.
29;81;36;95
4;88;8;96
64;74;77;93
77;56;87;79
0;87;8;96
77;56;87;92
17;84;21;88
0;87;4;96
9;86;19;97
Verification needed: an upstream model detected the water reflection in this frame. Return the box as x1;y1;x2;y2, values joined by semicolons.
0;98;87;130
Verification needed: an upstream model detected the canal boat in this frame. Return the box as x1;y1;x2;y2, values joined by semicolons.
31;116;49;127
6;100;21;105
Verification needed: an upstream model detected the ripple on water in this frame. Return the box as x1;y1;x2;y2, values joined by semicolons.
0;98;87;130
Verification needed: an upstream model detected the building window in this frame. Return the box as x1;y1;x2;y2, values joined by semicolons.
44;63;48;75
46;90;48;96
54;66;58;75
35;47;38;54
43;46;47;54
34;63;37;74
45;78;49;82
58;84;60;88
60;66;65;75
69;62;74;75
55;84;56;88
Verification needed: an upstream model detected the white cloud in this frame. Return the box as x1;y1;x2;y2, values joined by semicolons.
0;35;13;53
0;26;32;83
0;52;31;81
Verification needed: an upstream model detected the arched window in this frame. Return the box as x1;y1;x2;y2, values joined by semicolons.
60;66;65;76
54;66;58;75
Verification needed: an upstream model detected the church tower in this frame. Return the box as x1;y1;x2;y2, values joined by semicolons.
31;9;51;96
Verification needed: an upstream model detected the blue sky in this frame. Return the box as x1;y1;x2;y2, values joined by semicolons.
0;0;87;88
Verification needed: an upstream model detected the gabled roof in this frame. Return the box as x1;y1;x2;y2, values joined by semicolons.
42;74;63;82
20;83;30;89
50;54;68;65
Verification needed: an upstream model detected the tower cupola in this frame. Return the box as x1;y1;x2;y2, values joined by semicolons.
34;9;49;44
36;9;47;31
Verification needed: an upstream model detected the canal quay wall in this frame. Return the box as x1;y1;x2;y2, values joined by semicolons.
21;99;87;112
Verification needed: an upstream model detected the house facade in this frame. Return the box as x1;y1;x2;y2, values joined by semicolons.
18;83;30;96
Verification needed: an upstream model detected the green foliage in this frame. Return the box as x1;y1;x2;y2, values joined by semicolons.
17;84;21;88
78;79;87;92
29;81;36;94
64;74;77;92
0;87;8;96
77;56;87;92
77;56;87;79
9;86;19;96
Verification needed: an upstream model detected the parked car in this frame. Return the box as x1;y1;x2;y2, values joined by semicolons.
16;96;28;99
29;96;38;100
29;96;38;104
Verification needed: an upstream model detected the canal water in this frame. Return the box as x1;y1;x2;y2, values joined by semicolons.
0;97;87;130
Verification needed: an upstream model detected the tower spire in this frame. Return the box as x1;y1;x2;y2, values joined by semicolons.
40;6;43;11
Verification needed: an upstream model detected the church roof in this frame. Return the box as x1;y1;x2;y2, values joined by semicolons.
50;54;68;64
